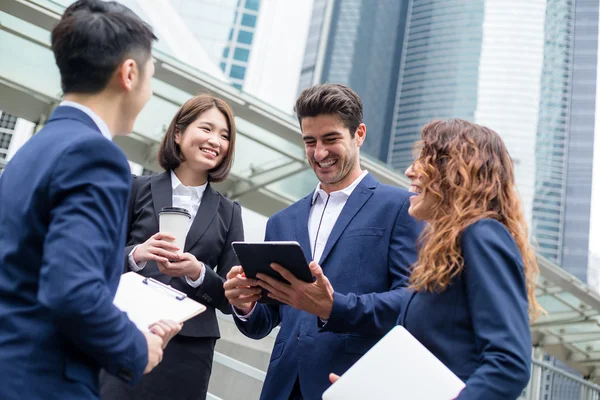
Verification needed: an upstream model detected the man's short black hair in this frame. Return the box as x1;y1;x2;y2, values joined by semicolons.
51;0;157;94
294;84;363;138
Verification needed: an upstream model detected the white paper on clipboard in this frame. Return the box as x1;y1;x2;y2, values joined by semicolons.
113;272;206;332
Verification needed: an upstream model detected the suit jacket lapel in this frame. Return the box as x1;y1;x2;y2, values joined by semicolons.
294;194;313;262
151;171;172;227
184;183;220;252
318;174;377;265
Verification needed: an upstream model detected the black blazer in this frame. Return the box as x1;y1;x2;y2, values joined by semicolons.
125;171;244;338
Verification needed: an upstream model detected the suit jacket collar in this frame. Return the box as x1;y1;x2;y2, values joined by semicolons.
150;171;220;252
151;171;172;228
185;182;219;251
59;101;112;140
318;173;377;264
294;193;313;261
47;106;102;136
295;173;378;265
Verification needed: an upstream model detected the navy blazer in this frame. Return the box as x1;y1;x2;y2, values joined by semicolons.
399;219;531;400
234;174;421;400
0;107;147;400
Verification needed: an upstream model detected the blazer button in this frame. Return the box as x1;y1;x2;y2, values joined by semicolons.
297;332;300;340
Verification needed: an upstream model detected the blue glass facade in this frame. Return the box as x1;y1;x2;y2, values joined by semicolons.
220;0;261;88
559;0;598;282
297;0;328;93
532;0;575;272
389;0;485;171
532;0;598;283
298;0;408;161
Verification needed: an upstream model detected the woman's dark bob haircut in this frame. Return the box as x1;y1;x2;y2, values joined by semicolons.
158;94;236;182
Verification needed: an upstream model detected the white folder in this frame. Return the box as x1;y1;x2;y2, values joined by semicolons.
322;326;466;400
113;272;206;332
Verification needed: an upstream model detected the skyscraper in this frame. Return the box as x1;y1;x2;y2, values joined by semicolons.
166;0;312;110
532;0;598;281
384;0;596;282
298;0;409;161
388;1;486;170
219;0;261;89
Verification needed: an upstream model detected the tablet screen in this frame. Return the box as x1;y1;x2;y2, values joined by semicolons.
231;241;313;303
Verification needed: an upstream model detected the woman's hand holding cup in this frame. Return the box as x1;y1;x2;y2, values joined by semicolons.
157;252;204;280
132;232;181;264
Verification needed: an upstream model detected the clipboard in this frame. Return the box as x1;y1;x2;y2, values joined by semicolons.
113;272;206;332
322;326;465;400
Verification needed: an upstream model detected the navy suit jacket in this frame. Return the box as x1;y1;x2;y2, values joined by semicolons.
0;107;148;399
234;174;421;400
399;219;531;400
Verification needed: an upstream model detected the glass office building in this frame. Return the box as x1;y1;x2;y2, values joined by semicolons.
298;0;409;161
0;112;17;163
386;0;597;284
532;0;598;283
220;0;261;89
388;0;485;171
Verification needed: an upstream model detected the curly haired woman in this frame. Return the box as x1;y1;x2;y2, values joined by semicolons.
397;118;541;399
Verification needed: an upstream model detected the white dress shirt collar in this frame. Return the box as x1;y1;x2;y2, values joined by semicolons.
59;100;113;142
311;170;369;205
170;170;208;198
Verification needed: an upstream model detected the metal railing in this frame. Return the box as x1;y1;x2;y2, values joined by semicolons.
523;359;600;400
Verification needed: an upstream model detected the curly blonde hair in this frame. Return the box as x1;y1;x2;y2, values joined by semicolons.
409;119;541;320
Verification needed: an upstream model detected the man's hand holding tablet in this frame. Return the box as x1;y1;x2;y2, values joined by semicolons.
224;242;334;319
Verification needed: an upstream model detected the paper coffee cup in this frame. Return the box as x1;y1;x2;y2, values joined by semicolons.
159;206;191;253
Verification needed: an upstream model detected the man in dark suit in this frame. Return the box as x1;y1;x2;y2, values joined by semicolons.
0;1;179;399
224;84;422;399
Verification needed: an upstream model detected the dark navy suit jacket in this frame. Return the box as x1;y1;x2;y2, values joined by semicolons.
234;174;421;400
0;107;148;399
399;219;531;400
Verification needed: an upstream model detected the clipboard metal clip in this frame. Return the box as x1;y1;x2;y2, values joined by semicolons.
142;278;187;301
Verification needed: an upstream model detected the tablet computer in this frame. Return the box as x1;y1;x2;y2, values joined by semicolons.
231;241;312;304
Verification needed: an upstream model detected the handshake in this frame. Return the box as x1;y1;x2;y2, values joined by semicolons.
143;320;183;374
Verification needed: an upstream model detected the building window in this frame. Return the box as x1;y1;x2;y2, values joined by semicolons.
222;47;229;58
0;132;12;157
220;62;227;72
0;112;17;131
230;65;246;80
234;47;250;62
238;30;253;45
241;14;257;28
232;83;242;90
0;112;17;160
245;0;260;11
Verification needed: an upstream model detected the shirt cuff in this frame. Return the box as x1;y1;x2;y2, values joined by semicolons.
185;262;206;288
128;245;147;272
320;317;328;326
232;303;256;321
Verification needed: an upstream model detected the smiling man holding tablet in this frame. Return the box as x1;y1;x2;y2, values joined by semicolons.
223;84;422;400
